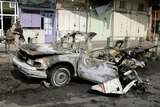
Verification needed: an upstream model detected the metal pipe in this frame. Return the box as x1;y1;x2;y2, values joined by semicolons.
86;0;89;33
1;1;3;36
154;11;157;36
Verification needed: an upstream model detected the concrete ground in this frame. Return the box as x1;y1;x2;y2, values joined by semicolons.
0;41;159;107
0;44;16;65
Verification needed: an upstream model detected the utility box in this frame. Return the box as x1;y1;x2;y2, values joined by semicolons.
107;37;113;48
124;37;130;48
153;36;159;45
139;37;145;46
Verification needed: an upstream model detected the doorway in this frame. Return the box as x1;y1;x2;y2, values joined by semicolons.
41;12;55;43
3;16;12;34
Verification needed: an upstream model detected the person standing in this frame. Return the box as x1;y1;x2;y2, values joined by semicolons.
11;18;25;50
5;26;14;53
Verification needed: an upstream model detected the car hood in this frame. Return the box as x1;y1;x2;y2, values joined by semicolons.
19;43;72;56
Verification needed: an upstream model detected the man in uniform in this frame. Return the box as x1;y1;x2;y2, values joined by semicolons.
5;26;14;53
11;18;25;50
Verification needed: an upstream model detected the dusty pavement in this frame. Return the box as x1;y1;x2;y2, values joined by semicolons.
0;44;160;107
0;59;160;107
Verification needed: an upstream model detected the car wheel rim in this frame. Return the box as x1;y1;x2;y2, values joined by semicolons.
54;68;69;85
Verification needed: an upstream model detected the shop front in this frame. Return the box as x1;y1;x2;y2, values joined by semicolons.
18;0;56;43
0;0;18;36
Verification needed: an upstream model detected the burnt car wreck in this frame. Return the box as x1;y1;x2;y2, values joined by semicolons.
13;32;150;95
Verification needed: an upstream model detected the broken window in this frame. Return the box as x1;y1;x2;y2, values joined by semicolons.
119;1;126;9
138;3;144;11
2;2;14;14
158;21;160;32
152;11;158;19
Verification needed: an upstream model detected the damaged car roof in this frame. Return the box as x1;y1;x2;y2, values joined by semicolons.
19;43;72;56
19;32;97;56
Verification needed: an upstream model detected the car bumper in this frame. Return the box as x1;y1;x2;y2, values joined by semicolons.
13;57;47;78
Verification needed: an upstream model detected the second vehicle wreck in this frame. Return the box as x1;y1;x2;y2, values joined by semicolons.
13;32;148;95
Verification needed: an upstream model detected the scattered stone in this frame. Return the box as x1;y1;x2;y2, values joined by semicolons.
41;81;50;88
90;99;98;103
154;100;160;104
112;102;116;105
153;86;160;90
100;105;107;107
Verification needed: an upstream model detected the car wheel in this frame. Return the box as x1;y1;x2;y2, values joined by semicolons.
49;65;71;87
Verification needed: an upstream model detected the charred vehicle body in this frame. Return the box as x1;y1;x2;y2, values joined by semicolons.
13;32;148;95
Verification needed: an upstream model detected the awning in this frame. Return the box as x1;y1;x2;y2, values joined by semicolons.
18;0;56;8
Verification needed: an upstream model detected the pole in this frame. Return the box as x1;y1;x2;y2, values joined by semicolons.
86;0;92;52
126;10;129;37
154;11;157;36
86;0;89;33
147;6;152;41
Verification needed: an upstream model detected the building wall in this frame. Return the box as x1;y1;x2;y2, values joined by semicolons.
19;7;55;43
0;0;18;36
56;0;149;42
57;10;87;40
113;0;149;40
155;10;160;21
151;10;160;38
21;13;41;28
56;0;86;10
115;0;148;11
57;9;112;41
23;29;45;43
90;9;112;41
113;12;148;40
89;0;149;41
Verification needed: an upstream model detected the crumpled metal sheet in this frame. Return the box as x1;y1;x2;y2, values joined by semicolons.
78;56;118;83
91;78;138;94
19;43;72;56
91;78;123;94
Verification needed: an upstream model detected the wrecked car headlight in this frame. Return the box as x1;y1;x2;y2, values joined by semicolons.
34;62;43;68
34;59;48;70
27;59;34;66
26;59;48;70
27;59;46;70
34;62;45;70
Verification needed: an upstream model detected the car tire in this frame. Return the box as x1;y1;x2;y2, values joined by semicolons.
49;65;71;87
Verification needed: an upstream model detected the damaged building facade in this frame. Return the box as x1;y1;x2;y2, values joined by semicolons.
0;0;56;43
56;0;88;40
56;0;149;44
112;0;148;40
0;0;152;45
147;0;160;40
0;0;18;36
56;0;113;42
18;0;56;43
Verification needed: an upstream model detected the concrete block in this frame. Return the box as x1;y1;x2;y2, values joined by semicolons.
107;37;113;48
124;37;130;48
139;37;145;46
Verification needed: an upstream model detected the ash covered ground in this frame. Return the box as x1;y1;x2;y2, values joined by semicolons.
0;60;160;107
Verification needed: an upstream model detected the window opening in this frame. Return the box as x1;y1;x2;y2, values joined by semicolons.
138;3;144;11
119;1;126;9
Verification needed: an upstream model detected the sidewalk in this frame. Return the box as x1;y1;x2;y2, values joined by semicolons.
0;44;16;65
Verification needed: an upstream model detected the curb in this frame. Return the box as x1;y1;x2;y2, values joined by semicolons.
0;53;14;65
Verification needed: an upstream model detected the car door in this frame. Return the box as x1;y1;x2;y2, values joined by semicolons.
77;55;118;83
